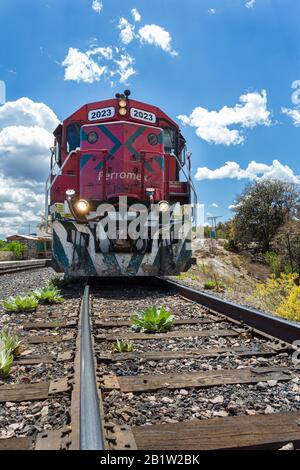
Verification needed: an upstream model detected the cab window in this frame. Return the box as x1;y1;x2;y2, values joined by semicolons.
163;127;177;153
66;123;80;153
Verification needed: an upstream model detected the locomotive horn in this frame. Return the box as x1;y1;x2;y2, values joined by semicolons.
124;89;131;97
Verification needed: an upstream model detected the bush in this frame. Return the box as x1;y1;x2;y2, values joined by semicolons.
131;305;174;333
276;286;300;321
224;239;238;252
264;251;281;277
49;275;74;288
0;240;27;259
203;280;225;291
250;273;297;313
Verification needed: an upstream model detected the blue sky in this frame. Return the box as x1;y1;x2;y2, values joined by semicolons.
0;0;299;237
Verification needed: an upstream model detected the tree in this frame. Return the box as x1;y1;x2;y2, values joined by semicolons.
232;180;300;252
274;220;300;274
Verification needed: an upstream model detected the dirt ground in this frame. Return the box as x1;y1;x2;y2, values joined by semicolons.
171;238;271;309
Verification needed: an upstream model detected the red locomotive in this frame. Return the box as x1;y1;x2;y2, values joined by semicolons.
46;91;195;276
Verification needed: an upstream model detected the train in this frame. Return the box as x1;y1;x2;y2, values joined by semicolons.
46;91;196;276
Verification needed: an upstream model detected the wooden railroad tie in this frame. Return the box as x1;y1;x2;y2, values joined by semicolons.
27;331;75;344
96;328;239;342
96;344;285;363
23;320;77;330
99;367;292;393
0;377;70;402
105;412;300;450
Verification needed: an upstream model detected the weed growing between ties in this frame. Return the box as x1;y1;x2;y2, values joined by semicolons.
0;328;23;377
33;285;64;304
131;305;174;333
113;340;134;353
2;294;39;313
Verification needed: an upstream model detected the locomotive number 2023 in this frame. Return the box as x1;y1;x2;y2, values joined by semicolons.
130;107;156;123
88;107;115;121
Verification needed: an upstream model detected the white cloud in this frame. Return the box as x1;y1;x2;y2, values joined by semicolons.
131;8;141;22
92;0;103;14
118;17;135;45
208;8;216;14
177;90;271;145
62;47;106;83
0;125;54;180
0;98;59;238
0;97;58;132
195;159;300;184
281;107;300;127
114;53;136;84
245;0;255;8
211;203;219;208
138;24;178;56
61;46;136;85
228;204;237;210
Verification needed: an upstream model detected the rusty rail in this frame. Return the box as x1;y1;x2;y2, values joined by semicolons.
157;277;300;345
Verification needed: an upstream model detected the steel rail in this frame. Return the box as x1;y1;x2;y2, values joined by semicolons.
0;259;51;275
157;277;300;345
80;284;104;450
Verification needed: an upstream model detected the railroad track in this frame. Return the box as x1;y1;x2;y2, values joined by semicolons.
0;259;51;275
0;277;300;451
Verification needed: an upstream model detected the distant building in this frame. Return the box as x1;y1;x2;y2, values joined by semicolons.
6;234;52;259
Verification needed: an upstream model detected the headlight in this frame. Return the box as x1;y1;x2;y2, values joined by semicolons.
87;131;98;144
158;200;170;213
119;99;127;108
75;199;90;214
119;107;127;116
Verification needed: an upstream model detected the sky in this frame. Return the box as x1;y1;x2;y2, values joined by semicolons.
0;0;300;238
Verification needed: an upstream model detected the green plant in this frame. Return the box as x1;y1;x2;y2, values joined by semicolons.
250;273;297;313
224;239;238;252
2;294;39;312
33;285;64;304
203;280;225;291
0;328;23;356
131;305;174;333
276;285;300;321
264;251;281;277
113;340;134;353
0;347;13;377
0;240;27;259
203;280;217;290
48;275;74;289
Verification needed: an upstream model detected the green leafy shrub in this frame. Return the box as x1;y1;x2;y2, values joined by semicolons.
0;240;27;259
2;294;39;313
264;251;281;277
113;340;134;353
203;280;225;291
0;347;13;377
250;273;297;313
0;328;23;356
224;239;238;252
33;285;64;304
131;305;174;333
276;285;300;321
49;275;74;289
